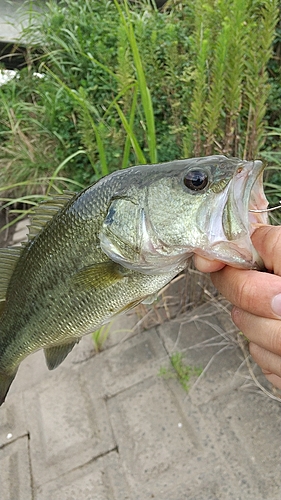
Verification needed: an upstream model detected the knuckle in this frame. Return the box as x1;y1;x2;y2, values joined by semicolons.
234;274;257;311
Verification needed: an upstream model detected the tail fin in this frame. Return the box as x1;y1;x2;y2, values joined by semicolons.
0;369;18;406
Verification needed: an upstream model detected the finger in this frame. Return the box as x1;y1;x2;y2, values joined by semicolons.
261;373;281;391
193;255;225;273
249;343;281;388
232;308;281;356
252;225;281;275
211;267;281;319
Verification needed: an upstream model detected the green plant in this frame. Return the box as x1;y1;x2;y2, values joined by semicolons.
159;352;202;391
186;0;279;158
0;150;85;234
91;324;111;353
0;0;279;202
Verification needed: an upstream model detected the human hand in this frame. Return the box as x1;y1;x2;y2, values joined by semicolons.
194;226;281;390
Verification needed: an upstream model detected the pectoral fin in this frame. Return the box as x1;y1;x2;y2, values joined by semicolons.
44;339;80;370
72;261;126;291
118;298;143;313
141;293;158;305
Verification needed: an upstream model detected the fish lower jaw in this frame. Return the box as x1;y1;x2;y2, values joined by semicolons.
195;236;263;270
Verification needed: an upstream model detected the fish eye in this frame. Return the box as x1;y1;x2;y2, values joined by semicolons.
183;170;208;191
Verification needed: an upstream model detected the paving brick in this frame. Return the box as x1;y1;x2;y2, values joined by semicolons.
107;376;249;500
24;366;115;487
36;451;130;500
158;302;247;404
64;312;141;366
158;302;235;359
81;328;169;398
202;391;281;500
8;351;50;398
0;392;28;448
0;436;32;500
101;310;141;348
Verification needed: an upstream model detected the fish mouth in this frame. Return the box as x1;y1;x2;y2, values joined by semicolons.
237;160;268;233
222;159;268;268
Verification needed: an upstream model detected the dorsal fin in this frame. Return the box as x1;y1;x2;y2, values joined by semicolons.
28;192;75;240
0;247;22;301
0;192;76;300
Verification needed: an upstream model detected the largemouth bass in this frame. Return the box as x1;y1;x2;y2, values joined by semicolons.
0;155;268;405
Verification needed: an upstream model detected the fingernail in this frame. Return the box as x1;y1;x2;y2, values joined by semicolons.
271;293;281;317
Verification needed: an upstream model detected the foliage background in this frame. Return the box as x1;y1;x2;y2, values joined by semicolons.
0;0;280;209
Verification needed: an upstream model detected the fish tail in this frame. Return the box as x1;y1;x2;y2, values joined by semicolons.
0;369;18;406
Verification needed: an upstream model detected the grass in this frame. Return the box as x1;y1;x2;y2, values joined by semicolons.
156;293;281;401
0;151;85;235
91;324;111;353
114;0;157;164
0;0;280;203
159;352;202;392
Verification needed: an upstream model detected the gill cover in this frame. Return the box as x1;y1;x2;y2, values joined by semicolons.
99;198;186;274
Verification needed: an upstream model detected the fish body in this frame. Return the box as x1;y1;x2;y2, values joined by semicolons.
0;155;268;404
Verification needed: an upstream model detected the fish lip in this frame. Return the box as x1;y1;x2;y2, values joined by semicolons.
227;159;268;268
234;159;268;234
248;173;269;229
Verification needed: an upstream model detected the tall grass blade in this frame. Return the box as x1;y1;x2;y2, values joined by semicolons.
46;150;87;194
114;0;157;163
121;85;139;169
115;103;147;164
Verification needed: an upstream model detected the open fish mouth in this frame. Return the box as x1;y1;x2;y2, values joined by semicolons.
197;158;269;269
221;159;269;268
249;172;269;228
234;159;269;235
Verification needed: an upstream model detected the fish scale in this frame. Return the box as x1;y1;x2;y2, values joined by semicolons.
0;155;268;405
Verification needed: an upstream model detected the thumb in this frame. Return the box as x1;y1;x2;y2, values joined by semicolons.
252;225;281;275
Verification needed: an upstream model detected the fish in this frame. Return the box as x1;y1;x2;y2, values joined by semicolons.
0;155;268;405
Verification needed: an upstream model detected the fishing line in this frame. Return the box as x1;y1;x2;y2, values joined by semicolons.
249;201;281;213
